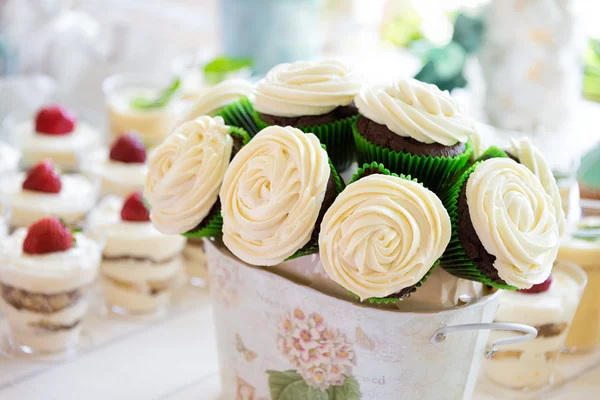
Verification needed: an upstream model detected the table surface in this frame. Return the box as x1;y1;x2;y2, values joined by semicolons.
1;284;599;400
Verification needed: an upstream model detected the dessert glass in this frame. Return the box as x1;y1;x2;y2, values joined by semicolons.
560;199;600;351
102;74;181;148
483;261;587;391
0;231;102;357
2;108;101;172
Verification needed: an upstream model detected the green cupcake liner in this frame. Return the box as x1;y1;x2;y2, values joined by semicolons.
253;111;358;173
286;157;344;261
183;210;224;239
352;120;473;194
475;146;508;163
215;97;261;136
439;163;517;290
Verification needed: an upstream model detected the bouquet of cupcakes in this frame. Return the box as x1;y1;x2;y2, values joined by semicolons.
144;59;564;304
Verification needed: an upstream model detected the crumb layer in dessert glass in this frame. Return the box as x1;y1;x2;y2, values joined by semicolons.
483;261;586;390
0;230;101;355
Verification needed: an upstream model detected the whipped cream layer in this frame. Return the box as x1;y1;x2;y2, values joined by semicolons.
466;158;560;288
0;229;101;294
0;294;87;353
254;60;361;117
0;141;20;174
2;172;98;227
87;148;147;196
87;196;186;262
319;174;451;300
145;116;232;234
508;137;566;237
185;79;254;120
355;78;475;146
18;120;99;167
220;126;331;266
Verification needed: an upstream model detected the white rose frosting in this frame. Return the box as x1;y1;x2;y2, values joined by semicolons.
253;60;361;117
0;229;101;294
508;137;566;237
185;79;254;121
355;78;475;146
466;158;560;289
0;141;20;174
87;196;186;262
144;116;232;234
318;174;451;300
220;126;331;266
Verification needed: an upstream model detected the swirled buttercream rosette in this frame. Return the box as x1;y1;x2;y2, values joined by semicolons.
319;162;451;303
353;78;474;193
185;79;254;122
144;115;250;237
234;60;362;172
507;137;566;237
219;125;343;266
440;158;561;290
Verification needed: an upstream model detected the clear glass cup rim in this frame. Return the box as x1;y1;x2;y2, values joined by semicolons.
102;73;178;97
553;260;588;292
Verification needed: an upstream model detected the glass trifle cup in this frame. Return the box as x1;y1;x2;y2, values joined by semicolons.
559;199;600;351
483;261;587;390
0;224;102;356
103;74;181;148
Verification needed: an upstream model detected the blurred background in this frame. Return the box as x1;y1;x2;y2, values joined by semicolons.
0;0;599;191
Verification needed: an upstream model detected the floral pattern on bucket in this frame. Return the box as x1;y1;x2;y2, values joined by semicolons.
267;308;361;399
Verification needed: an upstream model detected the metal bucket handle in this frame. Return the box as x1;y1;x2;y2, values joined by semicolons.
430;323;537;359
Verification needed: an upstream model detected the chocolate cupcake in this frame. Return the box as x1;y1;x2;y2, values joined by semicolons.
507;137;566;237
319;163;451;303
219;125;343;266
249;60;362;172
440;158;561;290
353;78;474;193
143;115;250;237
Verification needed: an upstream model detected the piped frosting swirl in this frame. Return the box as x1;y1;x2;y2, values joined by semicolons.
355;78;475;146
319;174;451;300
144;116;232;234
220;126;331;266
508;137;566;237
466;158;560;289
253;60;361;117
185;79;254;121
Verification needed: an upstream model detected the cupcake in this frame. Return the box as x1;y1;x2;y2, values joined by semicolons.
1;160;98;228
0;217;101;354
506;137;566;236
249;60;362;171
0;140;20;174
318;163;451;302
87;193;186;315
219;125;343;266
87;132;148;197
440;158;561;289
144;115;250;237
353;78;474;193
185;79;254;122
15;105;99;171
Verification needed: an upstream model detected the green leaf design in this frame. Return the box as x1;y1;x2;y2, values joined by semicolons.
573;225;600;241
203;56;254;85
342;377;361;400
130;78;181;110
307;387;329;400
267;370;307;400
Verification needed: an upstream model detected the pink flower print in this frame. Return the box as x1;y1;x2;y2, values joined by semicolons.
293;308;306;322
280;317;293;333
309;313;326;331
309;367;328;389
276;308;356;390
